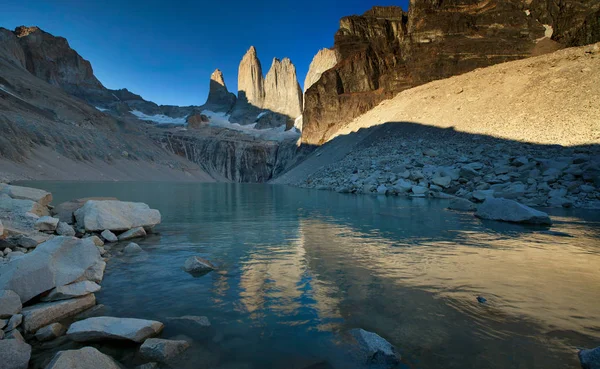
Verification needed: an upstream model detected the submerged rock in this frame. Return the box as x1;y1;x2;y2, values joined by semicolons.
167;315;211;328
67;316;164;343
74;200;161;232
123;242;143;254
348;328;401;365
448;197;476;212
183;256;216;275
46;346;122;369
0;237;101;303
476;198;552;225
0;338;31;369
140;338;190;363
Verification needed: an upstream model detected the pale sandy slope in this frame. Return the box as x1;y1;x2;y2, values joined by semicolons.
273;43;600;184
331;43;600;146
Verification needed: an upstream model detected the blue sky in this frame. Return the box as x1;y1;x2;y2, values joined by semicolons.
1;0;409;106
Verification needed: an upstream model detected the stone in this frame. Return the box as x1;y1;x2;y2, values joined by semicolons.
348;328;400;365
34;216;59;232
263;57;303;119
0;184;52;206
476;198;552;225
448;198;476;212
0;338;31;369
0;219;4;238
74;200;161;232
123;242;143;254
183;256;216;275
56;222;75;236
41;281;101;302
579;346;600;369
45;346;122;369
6;313;22;331
167;315;211;329
547;196;573;208
35;322;66;341
411;186;428;195
14;232;54;249
0;290;22;318
473;190;494;202
118;227;147;241
139;338;190;363
423;149;438;157
0;237;101;303
0;195;48;234
67;316;164;343
376;184;388;194
88;235;104;246
82;259;106;283
53;197;118;224
101;230;118;242
432;176;452;188
393;179;413;193
22;294;96;333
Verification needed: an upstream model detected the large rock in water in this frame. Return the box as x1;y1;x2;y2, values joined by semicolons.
45;347;122;369
0;184;52;206
201;69;236;113
476;198;552;225
301;2;600;145
0;338;31;369
74;200;161;232
53;197;118;224
139;338;190;363
0;237;101;303
263;57;303;120
348;328;401;365
67;316;164;343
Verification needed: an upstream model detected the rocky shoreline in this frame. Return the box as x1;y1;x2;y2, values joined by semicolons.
287;131;600;211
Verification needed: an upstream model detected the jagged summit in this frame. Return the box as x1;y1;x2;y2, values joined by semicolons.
13;26;41;38
202;68;236;113
211;69;227;87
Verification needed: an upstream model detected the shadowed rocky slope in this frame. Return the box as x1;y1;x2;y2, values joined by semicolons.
302;0;600;145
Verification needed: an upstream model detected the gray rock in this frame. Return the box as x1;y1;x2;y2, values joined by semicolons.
22;294;96;333
67;316;164;343
35;322;66;341
0;237;101;303
432;176;452;188
472;190;494;201
460;166;480;179
183;256;216;275
56;222;76;236
348;328;400;365
45;346;122;369
88;235;105;246
579;346;600;369
53;197;118;224
74;200;161;232
448;198;476;212
101;230;118;243
41;281;101;302
0;194;49;218
393;179;413;193
0;184;52;206
547;196;573;208
123;242;143;254
411;186;428;195
139;338;190;363
0;338;31;369
376;185;388;194
34;216;59;232
167;315;211;328
0;318;6;329
0;290;22;318
476;198;552;225
118;227;147;241
6;313;22;331
82;259;106;283
0;219;4;237
14;232;54;249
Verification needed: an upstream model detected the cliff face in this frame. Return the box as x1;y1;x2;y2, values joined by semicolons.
263;58;303;119
302;1;600;145
304;48;339;93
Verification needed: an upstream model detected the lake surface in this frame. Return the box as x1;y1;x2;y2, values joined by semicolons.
23;182;600;369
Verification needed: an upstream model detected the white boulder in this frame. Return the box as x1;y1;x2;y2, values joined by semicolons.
67;316;164;343
118;227;147;241
476;198;552;225
0;237;101;303
74;200;161;232
34;216;59;232
0;290;22;318
101;230;118;243
56;222;76;236
45;347;122;369
123;242;143;254
41;281;101;302
0;184;52;206
22;294;96;333
0;338;31;369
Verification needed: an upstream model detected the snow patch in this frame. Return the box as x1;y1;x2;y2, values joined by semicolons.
95;106;109;112
131;110;187;124
256;111;269;120
202;110;300;142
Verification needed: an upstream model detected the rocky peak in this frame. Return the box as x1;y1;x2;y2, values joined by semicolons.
237;45;265;107
14;26;41;38
263;57;303;119
304;48;339;93
203;69;236;113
